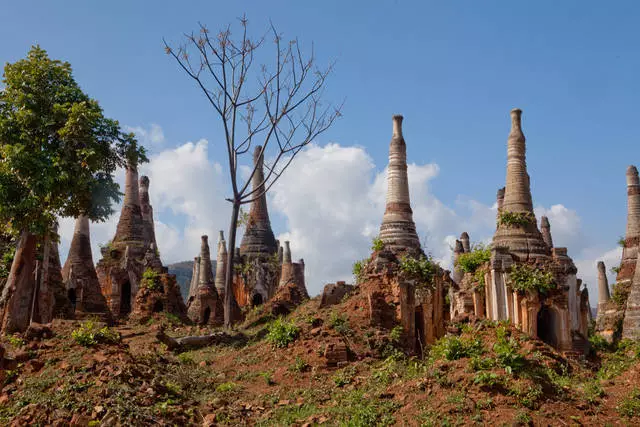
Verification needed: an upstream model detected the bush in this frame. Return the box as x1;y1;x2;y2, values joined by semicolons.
329;312;352;335
612;282;630;308
333;366;356;387
0;248;15;279
498;211;535;227
141;268;162;291
509;264;555;295
473;371;504;389
371;236;385;252
72;321;120;347
430;335;484;361
266;317;300;348
352;258;368;283
493;326;525;375
455;244;491;274
215;382;237;393
289;356;310;373
399;254;436;286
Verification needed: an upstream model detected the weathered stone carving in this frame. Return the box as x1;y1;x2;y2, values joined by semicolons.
541;216;553;249
379;115;421;253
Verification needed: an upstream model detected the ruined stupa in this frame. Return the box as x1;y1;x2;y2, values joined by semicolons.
239;146;278;259
492;109;549;261
596;166;640;343
214;231;227;296
96;165;168;318
233;146;282;309
62;215;109;317
186;236;223;325
455;109;590;355
378;115;421;253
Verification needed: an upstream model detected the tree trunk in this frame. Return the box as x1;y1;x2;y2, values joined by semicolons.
0;231;37;333
224;201;240;328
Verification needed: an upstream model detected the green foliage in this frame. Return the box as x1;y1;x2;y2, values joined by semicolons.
332;366;356;387
618;236;626;247
371;236;385;252
215;382;237;393
0;46;147;234
141;268;162;291
352;258;368;283
497;211;536;228
582;380;605;405
71;321;120;347
236;207;250;229
289;356;310;373
493;326;525;375
389;325;403;343
612;282;630;308
617;388;640;417
429;335;484;361
265;317;300;348
0;247;14;279
509;264;555;294
259;371;275;386
473;371;504;389
329;312;352;336
7;334;25;347
611;266;621;275
164;312;181;326
455;243;491;274
399;254;436;286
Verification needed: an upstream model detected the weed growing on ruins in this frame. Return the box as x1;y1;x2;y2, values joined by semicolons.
399;254;436;286
0;247;14;279
455;243;491;274
618;236;626;247
215;382;237;393
98;241;114;252
612;282;630;308
265;317;300;348
617;387;640;417
597;339;640;380
371;236;385;252
429;335;484;361
141;268;161;291
7;334;25;347
329;312;352;336
493;325;526;374
508;264;556;295
259;371;276;386
71;321;120;347
611;265;621;275
514;411;533;424
472;371;504;389
352;258;368;283
497;211;536;227
582;380;605;405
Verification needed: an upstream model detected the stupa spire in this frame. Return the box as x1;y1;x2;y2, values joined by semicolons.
214;231;227;294
541;216;553;248
198;236;214;287
597;261;610;305
113;162;144;243
139;175;157;249
502;109;534;214
379;115;421;252
239;145;278;258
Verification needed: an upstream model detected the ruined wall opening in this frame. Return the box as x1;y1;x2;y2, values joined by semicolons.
152;300;163;313
203;307;211;324
67;288;77;311
537;305;558;348
415;305;425;356
252;293;263;307
120;281;132;316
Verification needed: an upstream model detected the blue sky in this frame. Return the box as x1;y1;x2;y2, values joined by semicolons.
1;1;638;297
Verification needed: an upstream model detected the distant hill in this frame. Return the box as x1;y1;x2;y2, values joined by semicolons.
167;260;216;301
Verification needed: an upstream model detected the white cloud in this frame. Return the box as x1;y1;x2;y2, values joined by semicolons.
125;123;165;146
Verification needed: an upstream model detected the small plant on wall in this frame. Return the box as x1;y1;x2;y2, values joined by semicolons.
498;211;536;228
508;264;555;295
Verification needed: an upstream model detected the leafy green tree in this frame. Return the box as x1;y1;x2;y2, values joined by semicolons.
0;46;146;332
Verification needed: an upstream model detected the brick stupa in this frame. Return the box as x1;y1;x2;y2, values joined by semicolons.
378;115;421;253
62;215;109;316
187;235;223;325
239;146;278;259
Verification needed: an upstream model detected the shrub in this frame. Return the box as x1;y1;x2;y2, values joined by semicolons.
329;312;352;336
430;335;484;361
266;317;300;348
611;266;621;275
333;366;356;387
493;326;525;375
509;264;555;295
7;334;25;347
215;382;237;393
498;211;535;227
399;254;436;286
72;321;120;347
455;244;491;274
141;268;162;291
0;248;15;279
473;371;504;389
352;258;369;283
618;236;626;247
612;282;630;308
371;236;385;252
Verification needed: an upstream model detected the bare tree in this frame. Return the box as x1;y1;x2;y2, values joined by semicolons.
165;17;341;327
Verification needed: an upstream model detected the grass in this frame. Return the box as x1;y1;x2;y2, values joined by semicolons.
71;321;120;347
617;388;640;417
